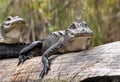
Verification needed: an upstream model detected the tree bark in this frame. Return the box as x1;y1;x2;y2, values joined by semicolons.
0;41;120;82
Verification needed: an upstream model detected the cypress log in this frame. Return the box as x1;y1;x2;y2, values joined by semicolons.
0;41;120;82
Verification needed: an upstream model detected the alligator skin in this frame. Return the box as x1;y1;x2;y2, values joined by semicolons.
0;43;27;59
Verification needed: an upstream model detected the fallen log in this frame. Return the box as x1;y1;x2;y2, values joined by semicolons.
0;41;120;82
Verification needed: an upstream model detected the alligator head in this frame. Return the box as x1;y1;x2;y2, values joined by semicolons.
1;16;25;43
60;21;93;52
65;21;93;38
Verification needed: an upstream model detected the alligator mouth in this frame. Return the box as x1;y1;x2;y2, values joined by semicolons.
75;33;93;37
10;21;25;27
14;20;25;24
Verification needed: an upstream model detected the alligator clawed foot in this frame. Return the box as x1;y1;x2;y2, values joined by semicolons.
17;55;32;66
39;64;50;77
17;55;25;66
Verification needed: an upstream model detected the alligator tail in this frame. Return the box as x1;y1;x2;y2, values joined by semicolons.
0;43;28;59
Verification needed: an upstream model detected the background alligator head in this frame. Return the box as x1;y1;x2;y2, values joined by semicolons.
1;16;26;44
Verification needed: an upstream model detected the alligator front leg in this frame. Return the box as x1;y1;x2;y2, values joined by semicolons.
40;37;64;77
17;41;42;66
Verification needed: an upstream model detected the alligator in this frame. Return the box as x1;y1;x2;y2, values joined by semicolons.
1;16;25;43
0;16;28;59
17;21;93;77
0;16;42;59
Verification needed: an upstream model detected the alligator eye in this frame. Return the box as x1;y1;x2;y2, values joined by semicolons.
6;17;11;21
84;23;87;27
70;24;76;29
7;18;11;21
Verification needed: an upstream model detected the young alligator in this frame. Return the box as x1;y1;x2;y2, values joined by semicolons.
0;16;28;59
18;21;93;77
1;16;25;43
